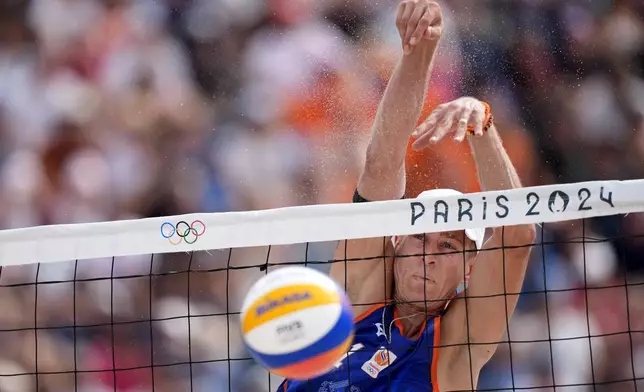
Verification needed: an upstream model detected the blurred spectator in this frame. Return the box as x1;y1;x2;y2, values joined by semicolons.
0;0;643;391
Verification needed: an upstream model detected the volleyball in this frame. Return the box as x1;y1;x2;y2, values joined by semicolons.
240;266;355;380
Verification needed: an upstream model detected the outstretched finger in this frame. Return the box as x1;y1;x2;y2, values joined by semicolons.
413;105;445;138
412;110;445;150
454;106;474;142
470;104;485;136
429;109;458;144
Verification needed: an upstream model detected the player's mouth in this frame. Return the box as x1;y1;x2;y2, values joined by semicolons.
413;274;433;283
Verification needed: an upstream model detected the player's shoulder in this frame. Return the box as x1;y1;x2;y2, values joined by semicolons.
353;303;387;326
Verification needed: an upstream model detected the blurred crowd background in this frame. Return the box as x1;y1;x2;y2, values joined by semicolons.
0;0;643;391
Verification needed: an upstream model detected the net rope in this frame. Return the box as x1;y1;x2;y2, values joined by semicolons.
0;179;642;391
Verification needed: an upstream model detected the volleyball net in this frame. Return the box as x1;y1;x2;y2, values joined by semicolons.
0;179;643;392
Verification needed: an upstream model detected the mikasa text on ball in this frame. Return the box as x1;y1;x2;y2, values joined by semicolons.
240;266;354;380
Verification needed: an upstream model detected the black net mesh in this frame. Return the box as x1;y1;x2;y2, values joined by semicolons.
0;216;642;392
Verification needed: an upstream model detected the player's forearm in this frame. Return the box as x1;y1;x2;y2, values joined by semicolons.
469;125;535;242
461;126;534;356
358;43;439;201
468;125;521;191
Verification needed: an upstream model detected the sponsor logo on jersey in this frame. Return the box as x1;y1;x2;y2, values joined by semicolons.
255;291;312;316
374;350;390;367
374;322;386;338
361;347;397;379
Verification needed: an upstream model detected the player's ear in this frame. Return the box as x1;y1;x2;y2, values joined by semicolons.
466;239;478;258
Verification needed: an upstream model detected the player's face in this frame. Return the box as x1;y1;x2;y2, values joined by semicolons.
393;231;475;308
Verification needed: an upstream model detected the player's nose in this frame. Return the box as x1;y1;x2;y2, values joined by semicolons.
422;254;437;266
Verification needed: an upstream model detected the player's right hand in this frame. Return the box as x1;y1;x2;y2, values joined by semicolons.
396;0;443;55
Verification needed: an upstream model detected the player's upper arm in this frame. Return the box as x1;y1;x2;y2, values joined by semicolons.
328;189;399;314
330;236;393;315
442;223;536;369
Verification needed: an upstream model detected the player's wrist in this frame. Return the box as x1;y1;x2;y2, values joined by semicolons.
353;189;407;203
466;101;494;137
400;41;438;69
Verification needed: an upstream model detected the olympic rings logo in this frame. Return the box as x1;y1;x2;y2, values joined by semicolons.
160;220;206;245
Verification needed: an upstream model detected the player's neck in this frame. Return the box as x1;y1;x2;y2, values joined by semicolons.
394;298;444;338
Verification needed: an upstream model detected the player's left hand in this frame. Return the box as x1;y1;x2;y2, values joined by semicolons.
411;97;487;150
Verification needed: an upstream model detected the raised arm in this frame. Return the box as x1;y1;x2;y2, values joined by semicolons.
330;0;444;312
412;97;536;387
463;119;536;358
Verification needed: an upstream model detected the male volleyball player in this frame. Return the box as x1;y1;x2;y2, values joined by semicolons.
280;0;536;391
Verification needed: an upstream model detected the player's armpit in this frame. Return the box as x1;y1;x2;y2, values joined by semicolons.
434;338;482;392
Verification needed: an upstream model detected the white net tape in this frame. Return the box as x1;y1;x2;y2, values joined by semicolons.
1;180;642;266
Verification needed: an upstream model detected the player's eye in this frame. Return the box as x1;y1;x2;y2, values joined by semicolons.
441;241;456;250
412;234;425;241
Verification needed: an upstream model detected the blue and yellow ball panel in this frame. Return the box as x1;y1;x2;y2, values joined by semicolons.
246;300;354;377
241;283;341;335
240;266;355;380
273;333;354;379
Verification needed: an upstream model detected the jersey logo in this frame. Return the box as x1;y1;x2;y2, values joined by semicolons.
374;322;386;338
361;347;397;379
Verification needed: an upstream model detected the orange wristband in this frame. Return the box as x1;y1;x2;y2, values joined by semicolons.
467;101;494;135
